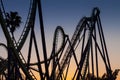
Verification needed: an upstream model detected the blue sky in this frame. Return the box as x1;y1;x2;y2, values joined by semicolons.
41;1;120;74
0;0;120;79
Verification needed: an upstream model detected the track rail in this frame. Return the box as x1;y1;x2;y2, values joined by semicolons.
56;17;87;79
17;0;37;51
0;0;37;79
0;1;115;79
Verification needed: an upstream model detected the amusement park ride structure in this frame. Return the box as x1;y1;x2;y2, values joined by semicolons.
0;0;119;80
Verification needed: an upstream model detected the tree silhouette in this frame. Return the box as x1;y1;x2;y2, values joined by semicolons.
5;11;21;37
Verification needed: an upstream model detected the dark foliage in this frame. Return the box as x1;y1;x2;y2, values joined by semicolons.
5;11;21;34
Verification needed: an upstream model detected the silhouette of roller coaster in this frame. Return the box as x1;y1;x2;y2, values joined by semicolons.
0;0;119;80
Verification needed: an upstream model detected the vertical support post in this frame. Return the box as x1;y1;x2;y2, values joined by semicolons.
7;46;11;80
97;15;111;70
88;57;90;80
52;43;56;80
97;15;113;80
89;18;94;77
81;28;86;58
90;36;94;76
94;24;99;79
33;29;44;80
37;0;49;79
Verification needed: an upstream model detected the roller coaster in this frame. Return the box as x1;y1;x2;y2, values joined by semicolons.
0;0;118;80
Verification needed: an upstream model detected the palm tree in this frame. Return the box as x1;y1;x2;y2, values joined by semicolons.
5;11;21;38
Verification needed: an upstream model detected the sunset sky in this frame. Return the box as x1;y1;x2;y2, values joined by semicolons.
0;0;120;79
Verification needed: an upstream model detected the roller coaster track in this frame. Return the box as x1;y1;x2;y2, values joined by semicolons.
0;57;7;74
0;58;7;79
16;0;37;51
72;8;114;80
56;7;114;80
0;0;116;79
56;16;87;79
49;26;65;79
0;43;7;76
0;0;37;79
53;26;65;54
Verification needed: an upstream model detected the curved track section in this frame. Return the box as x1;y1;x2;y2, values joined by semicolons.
51;26;65;56
0;0;37;79
56;17;88;79
16;0;37;51
0;1;115;79
0;43;7;75
50;26;65;79
0;57;7;80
